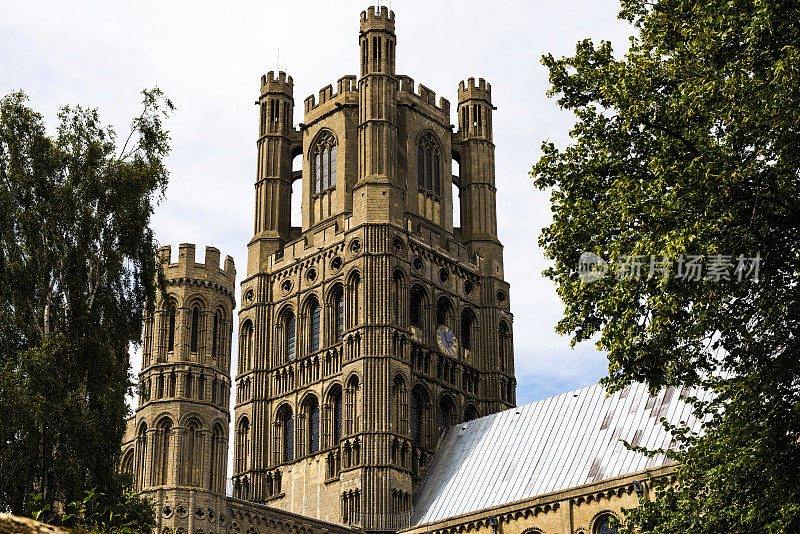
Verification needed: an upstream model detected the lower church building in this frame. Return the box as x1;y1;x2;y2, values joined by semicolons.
120;7;699;534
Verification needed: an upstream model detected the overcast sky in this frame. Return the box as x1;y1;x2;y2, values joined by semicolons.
3;0;634;470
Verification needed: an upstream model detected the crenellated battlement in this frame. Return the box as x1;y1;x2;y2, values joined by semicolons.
397;75;451;117
360;5;395;32
260;70;294;96
458;77;492;104
304;75;358;115
157;244;236;291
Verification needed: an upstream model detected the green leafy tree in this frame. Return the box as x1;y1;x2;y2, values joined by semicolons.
532;0;800;532
0;89;172;519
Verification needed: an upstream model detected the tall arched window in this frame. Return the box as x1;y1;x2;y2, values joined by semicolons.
499;321;510;371
438;395;455;432
464;405;479;422
312;131;337;194
409;286;425;328
166;301;177;353
410;388;426;444
135;423;147;490
185;420;200;486
279;407;294;462
461;309;475;355
239;321;253;374
417;133;441;194
307;299;321;353
392;270;405;325
284;310;296;362
392;375;408;434
304;396;320;454
235;417;249;474
345;375;359;435
211;309;222;359
156;419;172;486
347;272;360;328
190;305;200;353
121;449;134;480
330;285;344;342
332;387;343;444
436;297;453;328
209;424;223;492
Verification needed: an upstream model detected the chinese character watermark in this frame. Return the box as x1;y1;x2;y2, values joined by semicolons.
577;253;761;283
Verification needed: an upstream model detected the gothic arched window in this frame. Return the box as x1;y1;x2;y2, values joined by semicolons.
235;417;249;474
460;309;475;352
328;385;343;446
166;301;177;353
304;395;320;455
283;309;296;362
417;133;441;195
595;515;619;534
279;406;294;462
307;299;321;353
156;418;172;486
211;309;222;359
240;320;253;373
185;419;200;486
438;395;455;432
190;305;200;353
312;131;337;194
499;321;510;371
409;286;425;328
410;387;428;444
330;285;344;343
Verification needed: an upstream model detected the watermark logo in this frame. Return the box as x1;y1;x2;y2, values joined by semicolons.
578;251;609;283
577;253;761;283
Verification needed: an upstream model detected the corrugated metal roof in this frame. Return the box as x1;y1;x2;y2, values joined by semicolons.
411;382;708;525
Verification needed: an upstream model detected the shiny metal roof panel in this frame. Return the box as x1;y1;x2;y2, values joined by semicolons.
411;382;707;525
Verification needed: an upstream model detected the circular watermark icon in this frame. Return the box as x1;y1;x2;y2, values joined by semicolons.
578;252;608;283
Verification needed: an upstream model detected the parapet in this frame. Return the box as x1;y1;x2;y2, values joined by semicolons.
458;77;492;104
397;75;450;118
157;244;236;291
360;6;395;33
260;70;294;97
304;75;358;115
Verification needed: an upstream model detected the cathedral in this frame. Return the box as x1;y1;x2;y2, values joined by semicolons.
121;7;700;534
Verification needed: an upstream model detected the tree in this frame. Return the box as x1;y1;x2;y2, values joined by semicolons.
0;89;173;518
532;0;800;532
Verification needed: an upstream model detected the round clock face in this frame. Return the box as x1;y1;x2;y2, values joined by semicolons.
436;325;458;357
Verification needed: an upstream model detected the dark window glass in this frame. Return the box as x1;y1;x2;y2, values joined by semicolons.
333;390;343;443
335;291;344;341
433;153;440;194
167;305;176;352
310;302;320;352
190;307;199;353
211;311;219;357
286;312;296;361
315;153;321;193
596;516;618;534
330;144;337;186
309;400;320;453
411;391;423;443
283;411;294;462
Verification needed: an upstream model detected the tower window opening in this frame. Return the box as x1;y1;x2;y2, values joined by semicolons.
312;131;337;194
409;286;424;328
306;396;320;454
166;302;176;353
190;305;200;353
309;300;321;353
284;310;296;361
211;309;220;358
417;133;441;195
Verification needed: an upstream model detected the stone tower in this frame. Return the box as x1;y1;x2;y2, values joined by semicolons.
234;6;514;532
121;244;236;534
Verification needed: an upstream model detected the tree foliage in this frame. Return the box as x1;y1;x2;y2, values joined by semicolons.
532;0;800;532
0;89;172;517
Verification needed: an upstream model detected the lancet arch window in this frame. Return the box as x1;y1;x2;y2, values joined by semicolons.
276;406;294;463
281;309;296;362
190;304;201;354
312;131;337;194
302;395;320;455
211;308;223;359
155;418;173;486
305;298;321;354
165;300;177;354
329;285;344;343
417;133;441;195
239;320;253;373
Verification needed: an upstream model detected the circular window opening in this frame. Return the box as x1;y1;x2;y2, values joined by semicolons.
281;279;293;294
349;239;361;254
207;509;215;522
439;268;450;284
306;268;317;282
497;290;507;304
194;508;205;520
162;506;173;518
392;237;405;254
464;280;474;296
331;256;343;271
413;257;424;271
